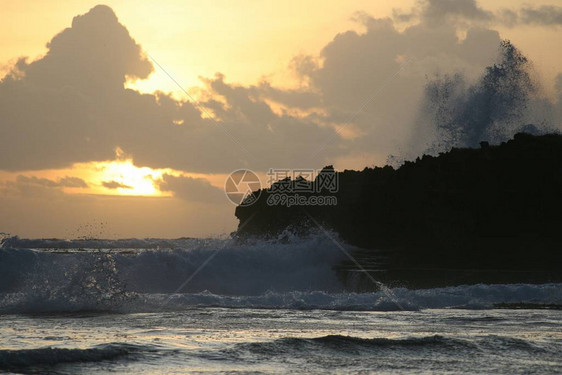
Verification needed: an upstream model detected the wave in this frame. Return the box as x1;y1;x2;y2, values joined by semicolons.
0;236;203;250
139;283;562;312
238;335;474;354
0;343;146;372
0;232;347;296
2;283;561;314
1;234;561;314
310;334;460;348
227;334;555;357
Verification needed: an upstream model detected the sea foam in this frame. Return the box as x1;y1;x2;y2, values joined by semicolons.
1;235;561;313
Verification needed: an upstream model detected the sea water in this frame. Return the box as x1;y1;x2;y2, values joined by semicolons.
1;235;561;374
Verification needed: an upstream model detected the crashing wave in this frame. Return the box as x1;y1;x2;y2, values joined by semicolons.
2;284;561;314
1;234;561;314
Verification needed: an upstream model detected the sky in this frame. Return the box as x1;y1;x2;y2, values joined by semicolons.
1;0;562;238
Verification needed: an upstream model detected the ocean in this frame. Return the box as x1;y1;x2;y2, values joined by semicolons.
1;235;561;374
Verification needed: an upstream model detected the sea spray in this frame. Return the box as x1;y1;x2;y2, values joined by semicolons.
1;249;136;313
1;235;562;313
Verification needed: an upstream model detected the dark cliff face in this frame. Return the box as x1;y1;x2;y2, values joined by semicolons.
235;133;562;287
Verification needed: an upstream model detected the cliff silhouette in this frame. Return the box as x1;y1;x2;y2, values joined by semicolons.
235;133;562;289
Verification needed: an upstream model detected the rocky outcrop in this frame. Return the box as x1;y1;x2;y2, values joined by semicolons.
235;133;562;288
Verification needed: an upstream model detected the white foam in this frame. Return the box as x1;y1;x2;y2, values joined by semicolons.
1;235;561;313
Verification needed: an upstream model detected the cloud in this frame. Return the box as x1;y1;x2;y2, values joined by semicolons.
14;175;88;188
102;180;132;190
421;0;493;22
556;74;562;98
519;5;562;26
494;5;562;27
58;176;89;188
0;2;560;178
393;1;562;27
157;174;224;204
0;175;88;200
393;0;493;24
281;2;561;162
286;13;503;163
23;5;153;91
1;1;561;239
0;5;160;170
0;5;340;173
0;173;234;238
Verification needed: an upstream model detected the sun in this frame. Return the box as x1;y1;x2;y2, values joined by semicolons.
81;147;176;197
98;159;164;196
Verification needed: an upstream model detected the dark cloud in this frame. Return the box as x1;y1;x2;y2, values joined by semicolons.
519;5;562;26
0;176;85;199
253;81;321;110
287;13;502;164
0;5;340;173
0;2;559;177
24;5;152;92
102;181;132;190
393;0;493;24
494;5;562;27
59;176;89;188
197;74;339;168
13;175;88;188
392;8;416;23
497;9;520;28
157;174;224;203
2;1;562;238
290;3;561;163
421;0;493;22
14;176;62;188
0;5;164;170
393;1;562;27
556;74;562;93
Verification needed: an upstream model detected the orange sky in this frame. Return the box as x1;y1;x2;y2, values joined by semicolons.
3;1;562;94
1;1;561;238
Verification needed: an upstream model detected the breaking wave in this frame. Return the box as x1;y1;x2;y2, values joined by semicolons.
413;39;560;159
143;283;561;312
1;234;561;314
0;233;347;313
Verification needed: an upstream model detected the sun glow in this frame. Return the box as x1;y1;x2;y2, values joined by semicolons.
0;147;230;199
94;159;167;196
